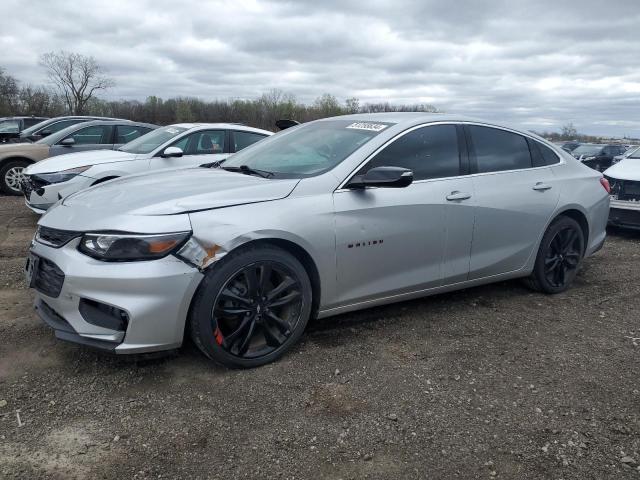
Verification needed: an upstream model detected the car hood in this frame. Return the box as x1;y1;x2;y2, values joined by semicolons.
62;167;301;215
604;158;640;181
26;149;139;174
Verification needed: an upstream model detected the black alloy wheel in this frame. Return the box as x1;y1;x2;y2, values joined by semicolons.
543;226;582;288
212;261;303;358
525;216;585;294
190;245;312;368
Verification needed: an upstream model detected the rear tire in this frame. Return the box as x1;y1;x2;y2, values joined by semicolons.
0;159;29;195
524;216;585;294
189;244;312;368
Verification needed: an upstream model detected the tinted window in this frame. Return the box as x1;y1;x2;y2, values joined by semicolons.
43;119;84;134
63;125;113;145
528;139;560;167
170;130;225;155
234;131;267;152
116;125;151;144
361;124;460;180
468;126;532;173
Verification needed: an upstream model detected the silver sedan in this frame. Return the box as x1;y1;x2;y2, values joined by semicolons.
27;113;610;368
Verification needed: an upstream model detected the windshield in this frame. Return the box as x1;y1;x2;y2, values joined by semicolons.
0;120;20;133
572;144;603;156
223;120;392;178
118;126;187;154
628;146;640;159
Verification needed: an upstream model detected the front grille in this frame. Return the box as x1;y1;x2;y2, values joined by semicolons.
607;176;640;201
36;225;81;248
32;256;65;298
21;175;50;197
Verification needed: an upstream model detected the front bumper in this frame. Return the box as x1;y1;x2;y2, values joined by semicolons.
22;175;94;214
28;237;204;354
608;199;640;229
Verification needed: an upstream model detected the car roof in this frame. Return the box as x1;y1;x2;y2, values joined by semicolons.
78;120;159;128
169;123;273;135
314;112;560;143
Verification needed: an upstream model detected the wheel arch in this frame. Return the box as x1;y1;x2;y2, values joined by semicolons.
229;238;322;319
182;236;323;346
0;156;36;169
553;207;590;248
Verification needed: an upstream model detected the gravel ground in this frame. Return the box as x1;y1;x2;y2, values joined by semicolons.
0;195;639;479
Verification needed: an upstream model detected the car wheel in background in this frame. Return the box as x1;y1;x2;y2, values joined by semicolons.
189;244;312;368
524;216;585;294
0;160;29;195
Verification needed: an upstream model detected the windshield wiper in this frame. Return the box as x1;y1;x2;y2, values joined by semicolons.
200;158;228;169
222;165;274;178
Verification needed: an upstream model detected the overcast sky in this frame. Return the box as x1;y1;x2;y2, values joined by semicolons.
2;0;639;137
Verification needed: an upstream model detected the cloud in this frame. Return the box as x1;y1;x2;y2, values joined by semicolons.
1;0;639;136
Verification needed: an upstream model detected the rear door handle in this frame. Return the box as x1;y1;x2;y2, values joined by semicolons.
532;182;552;191
446;191;472;201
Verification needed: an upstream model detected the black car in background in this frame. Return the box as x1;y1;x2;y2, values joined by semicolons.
0;116;49;143
571;143;626;172
17;116;124;143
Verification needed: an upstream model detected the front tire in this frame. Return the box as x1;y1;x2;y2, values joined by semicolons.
0;160;29;195
189;244;312;368
525;216;585;294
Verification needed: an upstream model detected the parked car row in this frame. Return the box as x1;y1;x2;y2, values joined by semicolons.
0;118;156;195
557;140;637;173
21;123;272;212
20;113;611;368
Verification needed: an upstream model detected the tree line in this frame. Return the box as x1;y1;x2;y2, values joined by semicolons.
0;52;439;131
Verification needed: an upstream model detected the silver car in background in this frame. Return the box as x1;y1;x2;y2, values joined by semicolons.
26;113;610;368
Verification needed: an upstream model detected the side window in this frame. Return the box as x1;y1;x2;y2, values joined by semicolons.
528;139;560;167
43;119;83;134
62;125;113;145
116;125;149;144
468;125;532;173
169;130;225;155
233;131;267;152
359;124;460;181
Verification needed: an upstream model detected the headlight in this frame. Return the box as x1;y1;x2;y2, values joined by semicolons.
78;231;191;261
35;166;91;184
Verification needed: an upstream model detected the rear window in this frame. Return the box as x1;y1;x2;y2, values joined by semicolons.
468;125;532;173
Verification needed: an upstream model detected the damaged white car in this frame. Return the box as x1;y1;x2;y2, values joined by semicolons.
604;150;640;229
21;123;272;213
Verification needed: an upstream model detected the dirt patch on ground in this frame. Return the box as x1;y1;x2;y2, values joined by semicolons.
0;195;639;479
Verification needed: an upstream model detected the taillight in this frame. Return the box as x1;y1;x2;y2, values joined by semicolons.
600;177;611;193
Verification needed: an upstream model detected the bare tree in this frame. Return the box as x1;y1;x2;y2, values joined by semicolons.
39;51;114;114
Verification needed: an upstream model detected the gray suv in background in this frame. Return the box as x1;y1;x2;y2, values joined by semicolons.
17;115;124;143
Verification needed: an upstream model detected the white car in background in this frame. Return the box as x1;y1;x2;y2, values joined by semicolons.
604;148;640;229
21;123;272;213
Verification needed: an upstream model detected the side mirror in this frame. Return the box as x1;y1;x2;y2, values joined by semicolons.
39;130;52;137
60;137;75;146
347;166;413;189
162;146;183;158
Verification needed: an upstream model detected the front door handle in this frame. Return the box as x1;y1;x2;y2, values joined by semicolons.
532;182;552;191
446;191;472;201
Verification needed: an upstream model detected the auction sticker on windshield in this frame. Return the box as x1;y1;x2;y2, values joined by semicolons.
346;122;389;132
